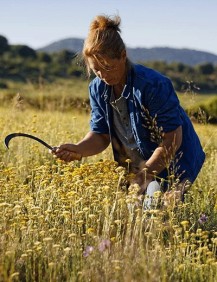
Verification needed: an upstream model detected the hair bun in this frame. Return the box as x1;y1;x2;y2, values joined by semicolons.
90;15;121;32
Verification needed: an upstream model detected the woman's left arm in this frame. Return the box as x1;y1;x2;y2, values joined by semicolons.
133;125;182;194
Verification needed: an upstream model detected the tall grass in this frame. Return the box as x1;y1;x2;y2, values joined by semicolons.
0;76;217;282
1;78;216;114
0;79;90;112
0;92;217;281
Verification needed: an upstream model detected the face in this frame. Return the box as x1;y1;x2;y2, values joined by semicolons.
87;51;127;86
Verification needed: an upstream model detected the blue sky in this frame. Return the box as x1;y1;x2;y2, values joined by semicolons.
1;0;217;55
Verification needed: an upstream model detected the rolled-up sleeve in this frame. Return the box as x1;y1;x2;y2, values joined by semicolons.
89;83;109;134
147;78;183;133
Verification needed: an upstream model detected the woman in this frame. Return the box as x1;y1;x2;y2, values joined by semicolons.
52;15;205;201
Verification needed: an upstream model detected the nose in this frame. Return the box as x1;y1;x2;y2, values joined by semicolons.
97;70;108;80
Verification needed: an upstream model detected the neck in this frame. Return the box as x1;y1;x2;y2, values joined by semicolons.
113;67;127;98
113;84;125;98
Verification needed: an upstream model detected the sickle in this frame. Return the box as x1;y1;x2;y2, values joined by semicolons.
4;133;53;150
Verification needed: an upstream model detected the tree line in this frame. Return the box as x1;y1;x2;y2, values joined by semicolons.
0;35;216;93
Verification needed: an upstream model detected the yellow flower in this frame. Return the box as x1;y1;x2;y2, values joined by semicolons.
114;220;121;225
181;221;189;226
43;237;53;243
48;262;56;268
77;220;84;225
87;228;95;234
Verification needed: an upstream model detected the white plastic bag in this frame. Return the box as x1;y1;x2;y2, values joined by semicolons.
143;180;161;209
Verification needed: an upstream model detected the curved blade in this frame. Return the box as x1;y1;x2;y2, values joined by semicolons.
4;133;53;150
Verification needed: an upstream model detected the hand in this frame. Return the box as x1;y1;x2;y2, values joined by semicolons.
131;170;153;195
163;190;182;207
51;144;82;162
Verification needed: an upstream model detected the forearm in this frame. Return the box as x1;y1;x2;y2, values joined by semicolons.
143;146;170;179
142;126;182;178
76;131;110;157
53;131;110;162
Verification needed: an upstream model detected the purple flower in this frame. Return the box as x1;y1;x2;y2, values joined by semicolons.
98;239;111;252
198;214;208;225
83;246;94;257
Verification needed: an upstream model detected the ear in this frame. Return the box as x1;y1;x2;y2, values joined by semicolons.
121;49;127;60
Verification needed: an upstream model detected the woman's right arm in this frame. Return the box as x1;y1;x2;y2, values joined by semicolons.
52;131;110;162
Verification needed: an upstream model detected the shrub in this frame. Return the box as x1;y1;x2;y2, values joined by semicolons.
0;35;9;55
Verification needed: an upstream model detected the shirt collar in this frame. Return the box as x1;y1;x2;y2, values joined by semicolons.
122;64;133;99
101;63;134;102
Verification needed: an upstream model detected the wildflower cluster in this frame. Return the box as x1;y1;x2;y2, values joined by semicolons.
0;107;216;281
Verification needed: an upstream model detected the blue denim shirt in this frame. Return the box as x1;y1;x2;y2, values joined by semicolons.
89;64;205;183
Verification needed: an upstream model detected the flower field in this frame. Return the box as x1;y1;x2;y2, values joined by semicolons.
0;105;217;282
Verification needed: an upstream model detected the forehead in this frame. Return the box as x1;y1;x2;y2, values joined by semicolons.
87;56;118;69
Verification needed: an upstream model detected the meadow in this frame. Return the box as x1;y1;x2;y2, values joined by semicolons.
0;80;217;282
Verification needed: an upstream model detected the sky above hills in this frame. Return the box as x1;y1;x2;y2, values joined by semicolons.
1;0;217;55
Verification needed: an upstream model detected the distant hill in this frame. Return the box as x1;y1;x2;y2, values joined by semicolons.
37;38;217;66
37;38;84;55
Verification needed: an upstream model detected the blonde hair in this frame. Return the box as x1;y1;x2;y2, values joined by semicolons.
82;15;126;75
